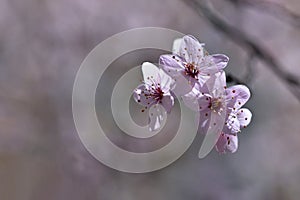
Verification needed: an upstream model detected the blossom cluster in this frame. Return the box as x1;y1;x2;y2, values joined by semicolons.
133;35;252;154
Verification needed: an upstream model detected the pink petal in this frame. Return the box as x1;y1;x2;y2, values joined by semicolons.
198;95;212;111
159;54;184;77
133;84;155;107
237;108;252;128
210;54;229;70
225;85;250;109
159;68;175;92
159;55;193;95
215;71;227;90
182;87;201;111
199;55;226;76
196;108;212;134
171;72;194;96
198;111;226;158
215;133;238;153
226;114;240;134
194;79;210;94
148;104;165;132
199;65;219;76
161;94;174;113
179;35;204;64
197;74;211;87
182;90;211;111
204;72;226;96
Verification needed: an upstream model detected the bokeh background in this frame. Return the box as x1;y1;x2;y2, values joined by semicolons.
1;0;300;199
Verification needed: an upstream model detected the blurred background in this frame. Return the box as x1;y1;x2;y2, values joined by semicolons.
1;0;300;199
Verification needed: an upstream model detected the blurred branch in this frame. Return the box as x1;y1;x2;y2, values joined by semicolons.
229;0;300;27
183;0;300;102
226;73;245;85
244;52;256;84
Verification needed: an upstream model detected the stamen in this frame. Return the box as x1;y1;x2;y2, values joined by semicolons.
184;63;199;79
209;97;224;114
140;76;165;105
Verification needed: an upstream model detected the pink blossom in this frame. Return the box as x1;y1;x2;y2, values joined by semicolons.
182;72;252;153
133;62;175;131
215;132;238;153
159;35;229;95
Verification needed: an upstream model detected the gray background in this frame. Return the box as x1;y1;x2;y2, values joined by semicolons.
1;0;300;199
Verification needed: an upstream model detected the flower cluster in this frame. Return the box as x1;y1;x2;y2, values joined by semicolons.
133;35;252;154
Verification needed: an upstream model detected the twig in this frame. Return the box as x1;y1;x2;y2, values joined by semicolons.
229;0;300;27
183;0;300;102
226;73;245;85
244;52;256;84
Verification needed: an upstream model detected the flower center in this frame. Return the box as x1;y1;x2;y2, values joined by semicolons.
184;63;199;79
153;87;164;102
209;97;224;113
144;85;164;103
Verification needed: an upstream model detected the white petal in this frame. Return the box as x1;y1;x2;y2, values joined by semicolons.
182;87;201;111
198;111;226;158
179;35;204;64
171;73;194;96
133;84;155;107
226;85;251;109
204;72;226;97
237;108;252;128
172;38;182;55
159;68;175;92
161;94;174;113
226;113;240;134
210;54;229;70
198;75;211;87
215;133;238;153
142;62;160;85
148;104;166;132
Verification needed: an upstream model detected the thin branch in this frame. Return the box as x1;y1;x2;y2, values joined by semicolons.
230;0;300;27
244;52;256;84
183;0;300;102
226;73;245;85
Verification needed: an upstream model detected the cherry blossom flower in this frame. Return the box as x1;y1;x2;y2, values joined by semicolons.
131;35;253;155
182;72;228;129
133;62;175;131
159;35;229;95
224;107;252;134
215;107;252;154
215;132;238;153
182;72;252;154
214;84;252;154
